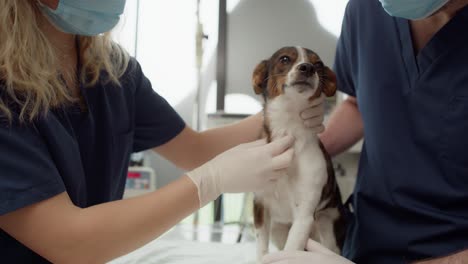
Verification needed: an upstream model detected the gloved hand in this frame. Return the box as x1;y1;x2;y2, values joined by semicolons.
301;94;326;134
262;239;355;264
186;135;295;207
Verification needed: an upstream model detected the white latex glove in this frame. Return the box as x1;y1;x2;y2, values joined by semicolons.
301;94;326;134
262;239;355;264
187;135;295;207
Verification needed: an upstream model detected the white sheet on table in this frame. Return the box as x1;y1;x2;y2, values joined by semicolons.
109;239;257;264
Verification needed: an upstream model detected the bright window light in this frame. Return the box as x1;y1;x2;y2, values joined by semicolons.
308;0;349;37
114;1;198;107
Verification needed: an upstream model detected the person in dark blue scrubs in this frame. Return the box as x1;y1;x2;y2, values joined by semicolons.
263;0;468;264
0;1;324;263
333;1;468;263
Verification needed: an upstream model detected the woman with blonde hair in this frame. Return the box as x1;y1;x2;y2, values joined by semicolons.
0;0;325;263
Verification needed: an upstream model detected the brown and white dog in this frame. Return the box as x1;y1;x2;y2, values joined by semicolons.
252;46;346;261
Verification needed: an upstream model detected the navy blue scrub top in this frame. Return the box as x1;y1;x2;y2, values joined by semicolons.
335;0;468;263
0;58;185;263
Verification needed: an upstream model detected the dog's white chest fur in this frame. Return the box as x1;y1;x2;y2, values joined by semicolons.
256;89;328;225
253;87;339;259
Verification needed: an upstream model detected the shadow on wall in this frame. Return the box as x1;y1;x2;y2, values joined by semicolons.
149;0;340;188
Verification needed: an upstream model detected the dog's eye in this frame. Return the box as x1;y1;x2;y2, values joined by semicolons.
279;56;291;64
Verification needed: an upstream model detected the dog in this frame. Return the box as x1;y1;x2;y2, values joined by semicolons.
251;46;346;261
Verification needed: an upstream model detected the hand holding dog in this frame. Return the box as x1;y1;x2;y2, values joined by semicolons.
262;239;355;264
187;135;295;207
301;94;326;133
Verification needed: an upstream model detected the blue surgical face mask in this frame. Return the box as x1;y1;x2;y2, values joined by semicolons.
38;0;126;36
379;0;450;20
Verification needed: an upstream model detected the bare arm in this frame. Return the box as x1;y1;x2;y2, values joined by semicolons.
0;176;198;264
154;112;263;171
319;96;364;156
413;250;468;264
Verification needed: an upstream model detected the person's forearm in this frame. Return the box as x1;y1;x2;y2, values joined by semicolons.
413;249;468;264
1;176;199;264
74;176;198;263
195;112;263;163
153;113;263;172
319;96;364;156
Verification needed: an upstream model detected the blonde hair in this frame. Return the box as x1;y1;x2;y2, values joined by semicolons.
0;0;129;122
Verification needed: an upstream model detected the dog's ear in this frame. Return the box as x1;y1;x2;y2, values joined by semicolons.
252;60;269;95
322;66;337;97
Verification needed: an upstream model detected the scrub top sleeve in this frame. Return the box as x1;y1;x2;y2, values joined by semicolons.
333;2;356;97
0;121;65;216
132;62;186;153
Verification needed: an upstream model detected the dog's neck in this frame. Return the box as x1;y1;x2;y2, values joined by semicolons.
265;94;319;149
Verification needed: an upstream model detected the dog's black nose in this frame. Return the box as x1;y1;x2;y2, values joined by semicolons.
297;63;315;75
